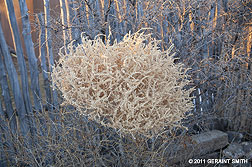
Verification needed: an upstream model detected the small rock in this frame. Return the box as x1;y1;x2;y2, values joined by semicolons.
166;130;228;165
226;131;243;143
223;143;245;159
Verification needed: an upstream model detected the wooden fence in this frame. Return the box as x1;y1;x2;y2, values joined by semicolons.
0;0;251;145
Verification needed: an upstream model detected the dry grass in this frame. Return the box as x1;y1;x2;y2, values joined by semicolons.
52;30;195;137
0;106;190;166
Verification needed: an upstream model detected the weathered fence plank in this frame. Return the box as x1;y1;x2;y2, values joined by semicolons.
65;0;81;44
71;0;81;44
0;100;8;166
0;45;17;134
0;98;15;164
66;0;73;41
0;19;29;136
44;0;59;112
4;0;35;135
246;25;252;133
37;14;52;111
59;0;69;53
114;0;122;41
18;0;42;112
98;0;104;21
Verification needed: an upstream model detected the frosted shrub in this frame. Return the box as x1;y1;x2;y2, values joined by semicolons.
52;31;195;137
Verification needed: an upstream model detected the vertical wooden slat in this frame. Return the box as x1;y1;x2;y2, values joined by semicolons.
213;0;222;58
44;0;59;112
159;5;164;51
4;0;35;135
179;0;185;32
0;94;3;118
162;18;169;50
246;25;252;112
0;93;15;164
72;0;81;44
0;44;17;134
208;2;215;58
248;25;252;132
121;0;127;34
65;0;73;41
212;1;218;30
114;0;121;22
80;0;88;26
18;0;42;112
127;0;137;32
0;19;29;136
114;0;122;41
197;4;208;60
0;98;8;166
122;0;126;15
37;13;52;111
98;0;104;20
85;1;90;26
88;0;96;38
247;26;252;58
65;0;81;45
95;0;106;42
237;65;246;131
235;25;250;131
59;0;69;53
134;0;138;31
172;2;181;50
214;0;228;116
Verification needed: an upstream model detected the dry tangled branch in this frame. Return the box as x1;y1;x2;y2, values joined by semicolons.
52;30;195;137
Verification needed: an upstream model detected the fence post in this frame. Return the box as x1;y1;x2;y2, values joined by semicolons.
59;0;69;53
37;13;52;113
66;0;81;45
0;99;8;166
43;0;59;113
0;44;17;134
18;0;42;112
0;19;29;136
4;0;36;136
0;95;16;165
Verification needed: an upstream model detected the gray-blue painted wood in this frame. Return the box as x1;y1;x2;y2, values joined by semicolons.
18;0;42;112
0;46;17;134
66;0;74;41
0;93;4;119
37;14;52;111
71;0;81;45
0;95;15;165
59;0;69;53
80;0;88;29
44;0;59;112
208;2;215;58
5;0;36;135
0;18;29;136
87;0;96;39
0;99;7;166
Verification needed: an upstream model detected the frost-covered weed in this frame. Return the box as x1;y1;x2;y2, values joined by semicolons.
52;30;195;137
